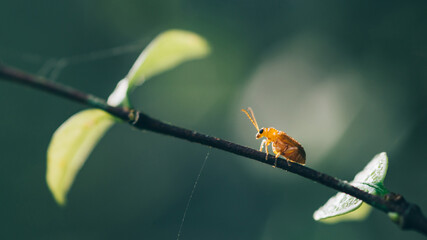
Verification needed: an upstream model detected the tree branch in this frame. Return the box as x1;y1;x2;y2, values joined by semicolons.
1;63;426;236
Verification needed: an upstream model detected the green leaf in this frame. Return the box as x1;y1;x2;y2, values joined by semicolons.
313;152;389;223
46;109;116;205
352;152;388;186
106;30;210;106
318;202;373;224
126;29;210;88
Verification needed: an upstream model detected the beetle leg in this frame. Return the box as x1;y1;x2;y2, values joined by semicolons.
259;139;267;152
283;146;298;166
273;152;282;167
259;139;270;160
264;141;270;160
284;145;291;166
273;145;291;167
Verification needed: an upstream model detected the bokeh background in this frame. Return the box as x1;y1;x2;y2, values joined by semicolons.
1;0;427;239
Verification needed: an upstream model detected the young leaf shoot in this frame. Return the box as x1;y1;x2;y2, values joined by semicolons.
313;152;389;223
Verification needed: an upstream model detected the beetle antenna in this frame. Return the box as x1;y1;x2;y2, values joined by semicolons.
241;107;260;131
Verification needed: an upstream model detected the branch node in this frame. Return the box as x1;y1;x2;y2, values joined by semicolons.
384;193;427;234
128;109;139;125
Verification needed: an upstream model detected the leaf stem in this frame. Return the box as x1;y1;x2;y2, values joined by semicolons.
1;63;427;236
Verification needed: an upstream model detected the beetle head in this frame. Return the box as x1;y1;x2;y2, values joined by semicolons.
256;128;265;139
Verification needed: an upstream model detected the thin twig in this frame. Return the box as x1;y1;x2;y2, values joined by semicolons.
1;63;426;236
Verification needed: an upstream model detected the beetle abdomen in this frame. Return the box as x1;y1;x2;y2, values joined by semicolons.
275;131;306;165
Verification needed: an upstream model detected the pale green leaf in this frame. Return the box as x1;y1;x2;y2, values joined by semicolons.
313;183;375;223
353;152;388;185
107;30;210;107
313;152;389;223
46;109;116;205
318;202;372;224
127;29;210;88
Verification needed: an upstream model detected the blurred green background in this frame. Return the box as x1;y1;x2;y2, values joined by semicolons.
1;0;427;239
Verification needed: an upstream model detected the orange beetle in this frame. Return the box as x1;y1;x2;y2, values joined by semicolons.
241;107;306;166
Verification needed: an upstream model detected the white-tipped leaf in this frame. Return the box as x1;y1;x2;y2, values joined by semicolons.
127;29;210;88
107;78;130;107
47;109;116;205
352;152;388;185
313;152;389;223
317;202;373;224
313;183;375;223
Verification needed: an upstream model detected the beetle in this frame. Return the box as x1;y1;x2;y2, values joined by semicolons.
241;107;306;166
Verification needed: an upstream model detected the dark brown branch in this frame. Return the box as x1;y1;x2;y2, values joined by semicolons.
1;63;427;236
